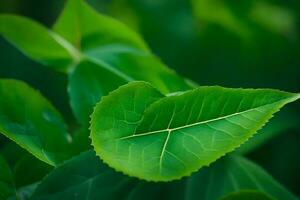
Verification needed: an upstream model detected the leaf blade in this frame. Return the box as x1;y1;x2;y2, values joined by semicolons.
0;79;72;166
53;0;149;53
91;82;300;181
185;155;298;200
0;15;77;72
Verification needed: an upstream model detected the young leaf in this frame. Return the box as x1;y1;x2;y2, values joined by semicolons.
90;81;300;181
53;0;149;53
0;79;72;166
0;156;16;200
185;156;298;200
0;15;77;73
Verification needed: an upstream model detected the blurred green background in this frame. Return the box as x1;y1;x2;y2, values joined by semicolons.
0;0;299;196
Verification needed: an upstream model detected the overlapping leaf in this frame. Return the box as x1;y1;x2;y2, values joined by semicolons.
91;81;300;181
0;79;72;166
185;155;298;200
0;15;76;73
0;0;192;125
29;151;297;200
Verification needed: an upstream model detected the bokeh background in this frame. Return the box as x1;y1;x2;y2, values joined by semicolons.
1;0;299;196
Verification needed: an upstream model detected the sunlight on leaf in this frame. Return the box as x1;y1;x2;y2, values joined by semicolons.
91;81;300;181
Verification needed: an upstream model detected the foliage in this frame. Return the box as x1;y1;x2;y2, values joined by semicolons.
0;0;299;199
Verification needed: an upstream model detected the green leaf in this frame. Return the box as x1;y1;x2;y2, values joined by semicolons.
90;81;300;181
68;60;127;125
30;151;297;200
219;190;274;200
1;0;192;125
8;183;38;200
0;79;72;166
13;154;53;188
1;140;53;188
185;156;298;200
0;15;77;73
30;151;170;200
0;155;15;200
69;54;191;125
53;0;149;53
57;0;192;124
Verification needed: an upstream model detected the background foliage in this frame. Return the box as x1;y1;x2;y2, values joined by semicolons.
0;0;299;198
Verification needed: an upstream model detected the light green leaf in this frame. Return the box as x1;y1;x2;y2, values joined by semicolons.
53;0;149;53
185;156;298;200
0;155;15;200
0;15;77;73
91;81;300;181
0;79;73;166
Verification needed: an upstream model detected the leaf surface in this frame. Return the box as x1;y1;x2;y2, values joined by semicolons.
57;0;192;124
31;151;171;200
0;15;77;72
53;0;149;53
185;156;298;200
0;79;72;166
91;81;300;181
30;151;298;200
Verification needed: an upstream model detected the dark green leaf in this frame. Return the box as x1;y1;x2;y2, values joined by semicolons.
0;155;15;200
8;183;38;200
30;150;136;200
30;151;297;200
185;155;298;200
0;79;72;166
91;81;300;181
13;154;53;188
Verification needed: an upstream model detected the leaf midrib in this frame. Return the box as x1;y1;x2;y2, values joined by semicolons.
118;99;289;141
51;26;140;83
